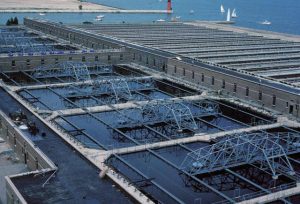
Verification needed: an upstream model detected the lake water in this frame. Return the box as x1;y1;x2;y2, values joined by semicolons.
0;0;299;35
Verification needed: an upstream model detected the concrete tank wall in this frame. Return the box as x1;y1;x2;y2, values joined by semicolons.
0;50;129;72
167;58;300;117
0;110;55;204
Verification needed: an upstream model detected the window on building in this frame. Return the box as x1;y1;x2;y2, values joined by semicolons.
183;68;186;76
201;73;204;82
246;87;249;96
55;58;58;64
108;55;111;61
211;76;215;85
120;54;123;61
222;79;225;89
258;90;262;101
26;59;30;66
95;56;99;61
41;59;45;65
174;65;177;73
153;59;156;66
82;56;86;62
289;105;294;114
272;95;276;106
192;71;195;79
233;83;237;92
133;53;136;60
69;56;72;61
11;60;16;67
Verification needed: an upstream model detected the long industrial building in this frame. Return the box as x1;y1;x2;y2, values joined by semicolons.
0;18;300;204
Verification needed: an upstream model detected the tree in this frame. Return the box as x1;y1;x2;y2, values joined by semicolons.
13;17;19;25
79;5;83;10
6;17;19;26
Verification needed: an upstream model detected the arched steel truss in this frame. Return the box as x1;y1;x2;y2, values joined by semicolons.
181;132;300;179
31;61;112;81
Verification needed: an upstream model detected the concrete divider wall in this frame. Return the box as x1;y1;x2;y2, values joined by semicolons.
0;110;56;204
0;50;128;71
129;48;168;72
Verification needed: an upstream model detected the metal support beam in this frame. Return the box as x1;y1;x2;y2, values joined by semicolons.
181;132;298;179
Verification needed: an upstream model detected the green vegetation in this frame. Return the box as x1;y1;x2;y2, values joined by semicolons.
6;17;19;26
79;5;83;10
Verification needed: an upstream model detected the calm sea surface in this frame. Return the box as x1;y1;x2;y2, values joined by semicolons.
0;0;299;35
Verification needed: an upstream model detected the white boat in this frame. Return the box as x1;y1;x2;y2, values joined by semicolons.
175;16;181;19
226;8;231;22
156;19;166;22
220;5;225;13
231;8;237;18
96;15;105;19
39;13;46;16
261;20;271;25
94;18;102;21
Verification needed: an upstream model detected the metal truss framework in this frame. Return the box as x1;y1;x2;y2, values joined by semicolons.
0;30;54;54
115;100;220;132
65;77;155;103
181;132;300;179
32;61;113;81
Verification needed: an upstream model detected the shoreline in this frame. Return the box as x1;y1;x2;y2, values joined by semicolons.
0;9;172;14
0;0;172;14
0;0;117;11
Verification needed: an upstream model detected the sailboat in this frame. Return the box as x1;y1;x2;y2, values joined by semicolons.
226;8;231;22
220;5;225;13
231;9;237;18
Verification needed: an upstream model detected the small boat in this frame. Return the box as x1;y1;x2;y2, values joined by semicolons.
226;8;231;22
261;20;271;25
175;16;181;19
156;19;166;22
39;13;46;16
96;15;105;19
189;9;194;14
94;18;102;21
83;21;93;25
220;5;225;13
231;8;237;18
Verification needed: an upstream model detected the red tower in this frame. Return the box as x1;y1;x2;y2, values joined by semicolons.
167;0;172;11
